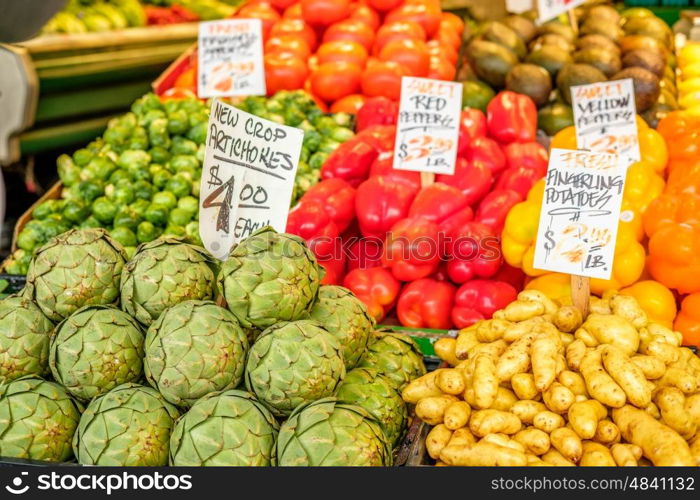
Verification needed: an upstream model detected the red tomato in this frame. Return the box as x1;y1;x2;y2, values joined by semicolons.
349;3;380;31
435;24;462;50
269;0;297;9
427;39;457;65
269;18;318;50
301;0;350;26
317;40;368;66
361;60;407;100
265;35;312;59
264;53;308;95
427;56;455;80
308;54;319;72
323;19;375;50
311;61;362;102
237;3;281;39
378;38;430;77
385;1;441;37
330;93;367;113
373;21;426;55
440;11;465;34
283;2;303;18
366;0;402;12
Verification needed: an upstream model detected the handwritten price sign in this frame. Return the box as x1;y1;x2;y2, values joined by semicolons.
393;77;462;175
533;148;628;280
537;0;584;23
198;19;266;98
199;99;303;260
572;79;640;166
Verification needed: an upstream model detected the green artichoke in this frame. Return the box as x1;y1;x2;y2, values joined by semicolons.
0;295;54;382
309;285;374;369
169;390;278;466
357;332;426;391
245;320;345;417
120;238;215;326
217;227;322;329
73;383;179;466
49;305;144;401
0;376;82;462
277;398;392;466
144;300;248;407
336;368;407;447
25;228;128;321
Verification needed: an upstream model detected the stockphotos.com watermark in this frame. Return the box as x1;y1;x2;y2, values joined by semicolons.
4;471;192;496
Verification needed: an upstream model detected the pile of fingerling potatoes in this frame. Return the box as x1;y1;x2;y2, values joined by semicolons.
402;290;700;466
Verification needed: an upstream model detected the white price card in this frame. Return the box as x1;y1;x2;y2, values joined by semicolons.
537;0;585;23
533;148;628;280
199;99;303;260
198;19;266;98
572;79;640;166
393;77;462;175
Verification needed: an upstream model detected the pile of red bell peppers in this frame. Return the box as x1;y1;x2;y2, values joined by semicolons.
286;90;545;330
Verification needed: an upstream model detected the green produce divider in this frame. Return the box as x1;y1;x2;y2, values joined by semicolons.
379;325;457;359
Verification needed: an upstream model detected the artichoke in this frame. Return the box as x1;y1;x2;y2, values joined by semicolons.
245;320;345;417
217;227;322;329
120;238;215;326
277;398;392;466
169;390;278;466
0;295;54;382
357;332;426;390
25;228;128;321
336;368;407;447
144;300;248;407
309;285;374;369
49;305;144;401
73;383;179;466
0;376;82;462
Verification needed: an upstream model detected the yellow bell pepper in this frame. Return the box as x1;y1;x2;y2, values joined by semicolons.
638;128;668;174
501;180;547;277
550;126;576;150
525;273;571;304
619;280;677;329
623;160;665;215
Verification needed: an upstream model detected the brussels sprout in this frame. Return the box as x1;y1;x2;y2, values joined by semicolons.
148;146;171;165
152;191;177;210
80;216;102;229
130;199;150;219
319;138;341;154
163;224;186;237
165;175;192;198
127;127;149;151
57;154;81;187
103;125;131;147
330;127;354;143
117;150;151;171
92;197;118;224
309;152;329;171
167;110;189;135
170;155;199;173
168;208;192;227
109;169;130;184
152;169;172;189
184;221;202;246
62;199;90;223
127;164;151;182
149;118;170;149
124;246;137;259
75;181;104;203
136;221;159;243
314;116;337;132
41;218;71;240
113;206;141;231
132;94;163;115
16;226;43;252
141;109;167;128
302;130;322;152
33;200;61;220
106;184;135;206
170;137;198;156
132;181;154;201
177;196;199;215
110;226;138;247
145;204;169;226
73;148;93;167
187;122;207;145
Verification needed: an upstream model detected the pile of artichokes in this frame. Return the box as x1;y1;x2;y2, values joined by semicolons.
0;226;426;466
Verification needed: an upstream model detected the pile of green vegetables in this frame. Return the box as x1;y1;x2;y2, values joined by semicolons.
4;91;354;275
42;0;147;34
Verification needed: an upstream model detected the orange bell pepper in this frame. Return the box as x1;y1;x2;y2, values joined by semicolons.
619;280;677;329
674;293;700;347
525;273;571;304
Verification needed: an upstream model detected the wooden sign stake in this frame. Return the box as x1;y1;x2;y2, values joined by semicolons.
420;172;435;187
571;274;589;318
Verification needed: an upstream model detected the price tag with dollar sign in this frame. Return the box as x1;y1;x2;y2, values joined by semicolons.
533;148;628;280
393;77;462;175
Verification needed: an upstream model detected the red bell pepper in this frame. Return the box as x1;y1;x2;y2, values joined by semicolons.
301;178;356;233
464;137;506;175
317;236;346;285
355;175;418;238
475;189;522;232
383;216;441;281
343;267;401;322
357;125;396;154
486;91;537;144
439;207;474;241
495;166;545;199
435;158;493;206
346;237;383;271
493;264;526;290
445;221;502;283
451;280;517;328
369;152;421;191
408;183;470;223
321;137;379;187
397;278;456;329
355;97;398;132
286;199;339;259
457;108;487;157
503;141;548;172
